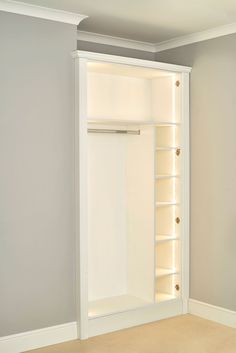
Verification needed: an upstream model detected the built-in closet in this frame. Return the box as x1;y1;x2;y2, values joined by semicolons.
73;51;191;339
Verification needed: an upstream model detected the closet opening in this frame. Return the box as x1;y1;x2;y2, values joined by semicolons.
86;61;182;318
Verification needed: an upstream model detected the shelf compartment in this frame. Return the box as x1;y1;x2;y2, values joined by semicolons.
156;178;180;203
156;125;180;148
156;240;180;273
156;150;180;175
156;205;180;235
88;295;152;318
156;274;181;303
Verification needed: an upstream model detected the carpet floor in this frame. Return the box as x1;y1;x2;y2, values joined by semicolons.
25;314;236;353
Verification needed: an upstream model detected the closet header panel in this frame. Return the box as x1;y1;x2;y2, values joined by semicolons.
72;50;191;73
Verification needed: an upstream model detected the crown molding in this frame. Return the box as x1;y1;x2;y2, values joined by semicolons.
78;21;236;53
155;21;236;52
0;0;88;25
77;30;156;53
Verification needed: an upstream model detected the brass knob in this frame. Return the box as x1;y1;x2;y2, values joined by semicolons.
175;284;180;291
176;148;180;156
175;217;180;224
175;80;180;87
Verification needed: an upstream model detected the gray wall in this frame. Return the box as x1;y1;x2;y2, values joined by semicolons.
78;40;155;60
0;16;165;338
0;12;77;336
156;34;236;311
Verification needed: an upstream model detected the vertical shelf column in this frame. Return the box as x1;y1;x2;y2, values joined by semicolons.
155;124;182;303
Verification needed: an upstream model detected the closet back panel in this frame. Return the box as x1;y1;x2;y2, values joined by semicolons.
87;72;152;120
87;126;155;303
88;133;127;301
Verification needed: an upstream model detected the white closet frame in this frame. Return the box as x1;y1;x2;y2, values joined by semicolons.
72;50;191;339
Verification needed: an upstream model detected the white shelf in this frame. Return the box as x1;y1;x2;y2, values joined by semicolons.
87;119;180;126
156;235;178;243
156;201;178;207
155;268;178;278
156;146;180;151
88;295;151;318
155;174;179;179
155;122;181;126
155;293;176;303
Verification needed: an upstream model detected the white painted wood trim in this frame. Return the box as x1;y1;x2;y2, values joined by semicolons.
77;30;156;53
0;0;88;25
155;21;236;52
181;73;190;313
74;58;89;340
189;299;236;328
89;300;183;337
72;50;192;73
0;322;77;353
73;52;191;338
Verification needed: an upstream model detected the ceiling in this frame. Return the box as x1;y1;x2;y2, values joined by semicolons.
14;0;236;43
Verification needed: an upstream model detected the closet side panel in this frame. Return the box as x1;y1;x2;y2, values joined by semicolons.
126;127;155;302
87;134;127;301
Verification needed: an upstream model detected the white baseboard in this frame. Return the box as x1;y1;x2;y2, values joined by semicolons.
189;299;236;328
0;322;78;353
0;300;182;352
4;300;235;353
88;299;183;337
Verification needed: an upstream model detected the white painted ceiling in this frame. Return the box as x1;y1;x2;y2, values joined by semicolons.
14;0;236;43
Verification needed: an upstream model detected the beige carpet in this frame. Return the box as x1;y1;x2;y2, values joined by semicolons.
25;314;236;353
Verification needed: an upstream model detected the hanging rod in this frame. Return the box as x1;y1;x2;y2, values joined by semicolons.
88;128;140;135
